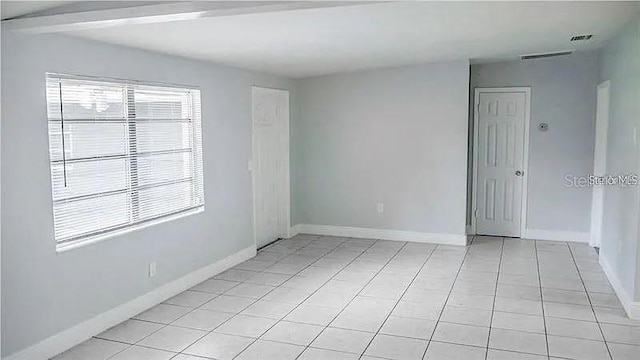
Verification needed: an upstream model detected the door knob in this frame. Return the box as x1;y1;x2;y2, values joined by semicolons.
515;170;524;176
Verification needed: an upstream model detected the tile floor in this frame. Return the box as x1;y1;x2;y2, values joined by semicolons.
53;235;640;360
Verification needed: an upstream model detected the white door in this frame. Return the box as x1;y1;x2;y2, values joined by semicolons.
252;87;290;248
590;81;610;248
475;90;528;237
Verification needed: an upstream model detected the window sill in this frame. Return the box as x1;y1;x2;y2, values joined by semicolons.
56;207;204;253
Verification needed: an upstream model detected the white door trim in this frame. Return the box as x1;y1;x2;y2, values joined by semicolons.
251;86;291;248
590;80;610;248
471;87;531;237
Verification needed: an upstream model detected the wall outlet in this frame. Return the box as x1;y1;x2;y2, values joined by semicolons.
149;262;157;277
377;203;384;213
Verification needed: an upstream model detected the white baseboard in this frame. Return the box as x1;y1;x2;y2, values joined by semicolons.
290;224;466;246
4;245;256;360
523;229;590;243
599;254;640;320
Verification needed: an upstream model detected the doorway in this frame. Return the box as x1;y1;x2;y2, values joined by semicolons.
472;87;531;237
251;86;290;248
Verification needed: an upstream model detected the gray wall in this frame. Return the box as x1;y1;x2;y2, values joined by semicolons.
471;52;599;234
599;17;640;301
1;30;293;356
292;61;470;236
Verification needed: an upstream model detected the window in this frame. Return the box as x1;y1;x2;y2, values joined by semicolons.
46;74;204;250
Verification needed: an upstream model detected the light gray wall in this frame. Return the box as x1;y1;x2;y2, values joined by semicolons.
599;17;640;301
471;52;599;234
292;61;470;236
1;30;293;356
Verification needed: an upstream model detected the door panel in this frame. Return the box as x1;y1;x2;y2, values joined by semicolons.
476;91;527;237
252;87;289;248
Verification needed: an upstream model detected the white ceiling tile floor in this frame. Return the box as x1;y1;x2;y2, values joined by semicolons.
53;235;640;360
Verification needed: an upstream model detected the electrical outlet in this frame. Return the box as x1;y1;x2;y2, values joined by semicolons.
377;203;384;213
149;262;157;277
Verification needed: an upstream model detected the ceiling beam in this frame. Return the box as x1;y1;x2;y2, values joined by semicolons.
2;1;375;34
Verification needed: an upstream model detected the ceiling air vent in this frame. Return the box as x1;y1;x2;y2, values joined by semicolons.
571;34;594;41
520;51;573;60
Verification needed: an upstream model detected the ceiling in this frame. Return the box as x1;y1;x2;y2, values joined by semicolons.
3;1;640;77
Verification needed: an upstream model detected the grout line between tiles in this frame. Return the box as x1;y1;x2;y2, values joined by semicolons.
484;236;505;360
356;241;438;358
567;241;614;360
226;235;385;359
533;239;551;359
103;275;251;358
227;235;376;359
297;240;412;359
421;235;476;359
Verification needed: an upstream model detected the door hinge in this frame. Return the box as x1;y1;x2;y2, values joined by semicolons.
473;209;478;218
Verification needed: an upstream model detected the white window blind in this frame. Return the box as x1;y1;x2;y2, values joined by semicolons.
46;74;204;249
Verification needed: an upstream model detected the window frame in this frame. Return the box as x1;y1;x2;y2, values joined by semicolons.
46;73;205;252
